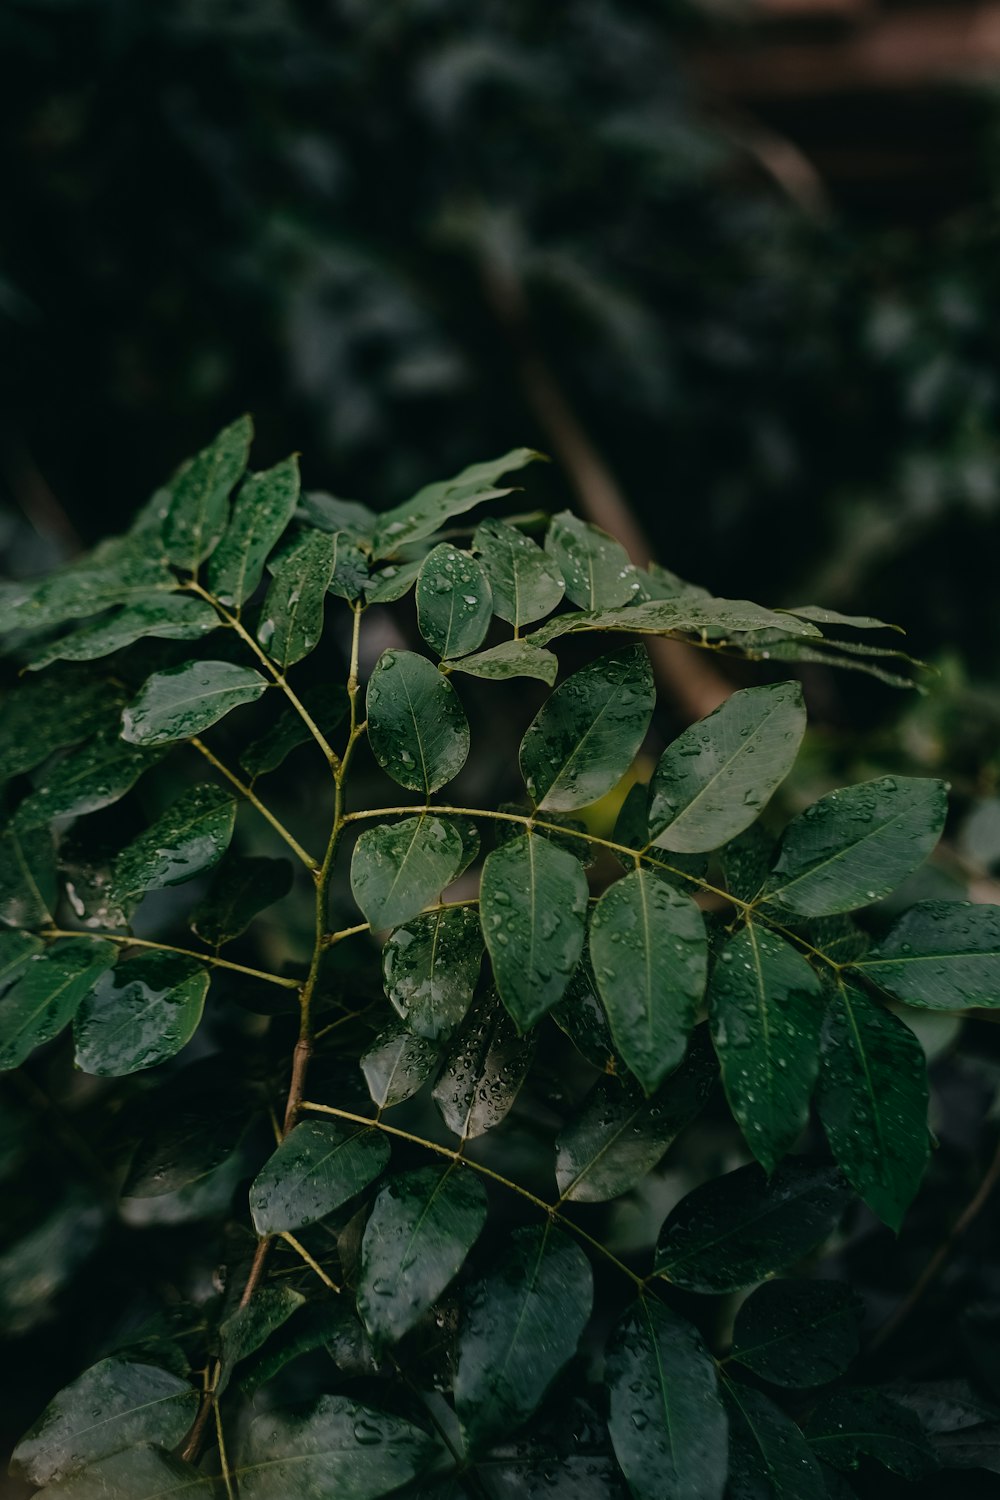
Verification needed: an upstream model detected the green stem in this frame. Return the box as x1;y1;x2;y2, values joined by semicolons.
40;927;299;989
190;736;319;872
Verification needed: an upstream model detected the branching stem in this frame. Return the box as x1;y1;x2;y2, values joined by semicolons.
190;736;319;871
39;927;299;988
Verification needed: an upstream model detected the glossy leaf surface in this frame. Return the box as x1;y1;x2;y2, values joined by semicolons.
30;1446;215;1498
519;646;653;812
0;673;124;785
371;448;541;558
474;517;565;626
217;1285;306;1396
480;834;588;1030
432;993;536;1138
723;1380;824;1500
161;413;253;570
416;543;492;658
360;1024;438;1109
121;661;268;746
729;1278;863;1387
239;684;347;778
111;784;236;909
190;855;293;945
351;816;463;931
366;649;470;794
381;906;483;1041
207;454;300;606
445;639;559;686
73;952;209;1076
12;728;165;829
851;900;1000;1009
0;940;116;1071
27;594;219;670
257;528;339;668
0;824;57;928
544;511;639;610
589;869;707;1093
805;1389;939;1479
250;1119;390;1234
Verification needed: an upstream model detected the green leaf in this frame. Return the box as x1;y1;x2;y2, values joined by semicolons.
237;1302;373;1398
351;816;463;931
850;900;1000;1009
589;869;707;1094
0;823;57;928
816;983;929;1231
544;511;639;610
237;1395;435;1500
381;906;483;1041
190;855;293;945
207;455;300;606
239;684;347;778
73;952;209;1076
0;928;43;984
480;834;588;1030
371;448;543;559
26;595;220;670
648;683;806;854
122;661;268;746
2;550;179;637
0;672;124;784
217;1285;306;1396
444;638;559;685
249;1119;390;1234
161;414;253;571
723;1379;824;1500
519;646;654;812
529;596;821;648
555;1027;717;1202
550;956;619;1070
366;650;470;794
12;727;166;829
257;529;341;668
110;784;236;909
455;1222;593;1451
653;1160;851;1292
729;1278;863;1387
30;1446;217;1499
300;491;376;540
416;543;493;658
0;939;116;1070
357;1164;487;1347
361;1023;438;1109
708;925;824;1172
432;992;536;1138
362;558;423;605
124;1065;253;1197
783;605;902;631
721;823;776;904
11;1358;198;1487
805;1389;939;1479
473;518;565;626
761;776;948;918
606;1297;727;1500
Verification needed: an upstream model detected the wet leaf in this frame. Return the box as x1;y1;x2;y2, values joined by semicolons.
850;900;1000;1009
0;672;123;784
161;413;253;571
0;928;43;985
11;1358;198;1487
723;1378;824;1499
606;1297;727;1500
0;823;57;928
480;834;588;1030
30;1445;217;1498
351;816;464;931
720;823;777;904
555;1027;717;1201
371;448;542;559
361;1023;438;1109
455;1222;593;1451
124;1063;254;1197
249;1119;390;1234
445;638;559;686
26;594;219;670
238;1395;435;1499
530;596;820;648
473;517;565;626
381;906;483;1041
110;784;236;909
73;952;209;1075
357;1164;487;1346
589;869;707;1094
12;727;166;829
238;1302;374;1397
239;684;347;778
216;1285;306;1396
416;543;493;658
257;528;341;668
550;955;618;1070
648;683;806;854
708;924;824;1172
366;649;470;794
729;1278;863;1387
816;983;929;1231
653;1159;851;1292
761;776;947;917
0;939;116;1070
432;991;536;1138
362;558;423;605
519;646;654;812
805;1389;938;1479
190;854;294;945
121;661;268;745
207;454;300;606
544;511;639;610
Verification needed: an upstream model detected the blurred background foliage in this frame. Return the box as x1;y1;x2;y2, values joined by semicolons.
4;1;1000;1492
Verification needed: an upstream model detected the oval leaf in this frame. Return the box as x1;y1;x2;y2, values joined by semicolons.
161;414;253;571
850;899;1000;1009
121;661;268;746
455;1222;593;1451
381;906;483;1041
0;939;117;1071
445;638;559;686
111;784;236;909
371;448;542;559
249;1119;390;1234
606;1298;727;1500
544;511;639;610
207;454;300;607
648;682;806;853
357;1164;487;1347
27;594;219;670
729;1278;863;1388
589;869;707;1094
762;776;947;917
474;517;565;626
805;1389;939;1479
723;1379;825;1500
416;543;493;658
257;528;339;669
0;823;57;929
351;816;463;931
239;1395;435;1500
13;728;165;829
519;646;654;812
360;1024;438;1109
480;834;589;1030
366;650;470;795
190;854;294;945
816;983;929;1231
73;952;209;1076
432;992;536;1139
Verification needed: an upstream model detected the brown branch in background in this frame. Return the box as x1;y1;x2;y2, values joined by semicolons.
0;425;83;555
481;256;733;724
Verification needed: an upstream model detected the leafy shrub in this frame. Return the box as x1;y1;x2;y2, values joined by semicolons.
2;420;999;1497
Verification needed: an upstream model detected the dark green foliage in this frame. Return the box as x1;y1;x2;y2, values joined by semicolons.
0;423;994;1497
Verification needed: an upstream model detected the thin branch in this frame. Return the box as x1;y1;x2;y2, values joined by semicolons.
190;736;319;872
280;1231;341;1293
40;927;301;988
